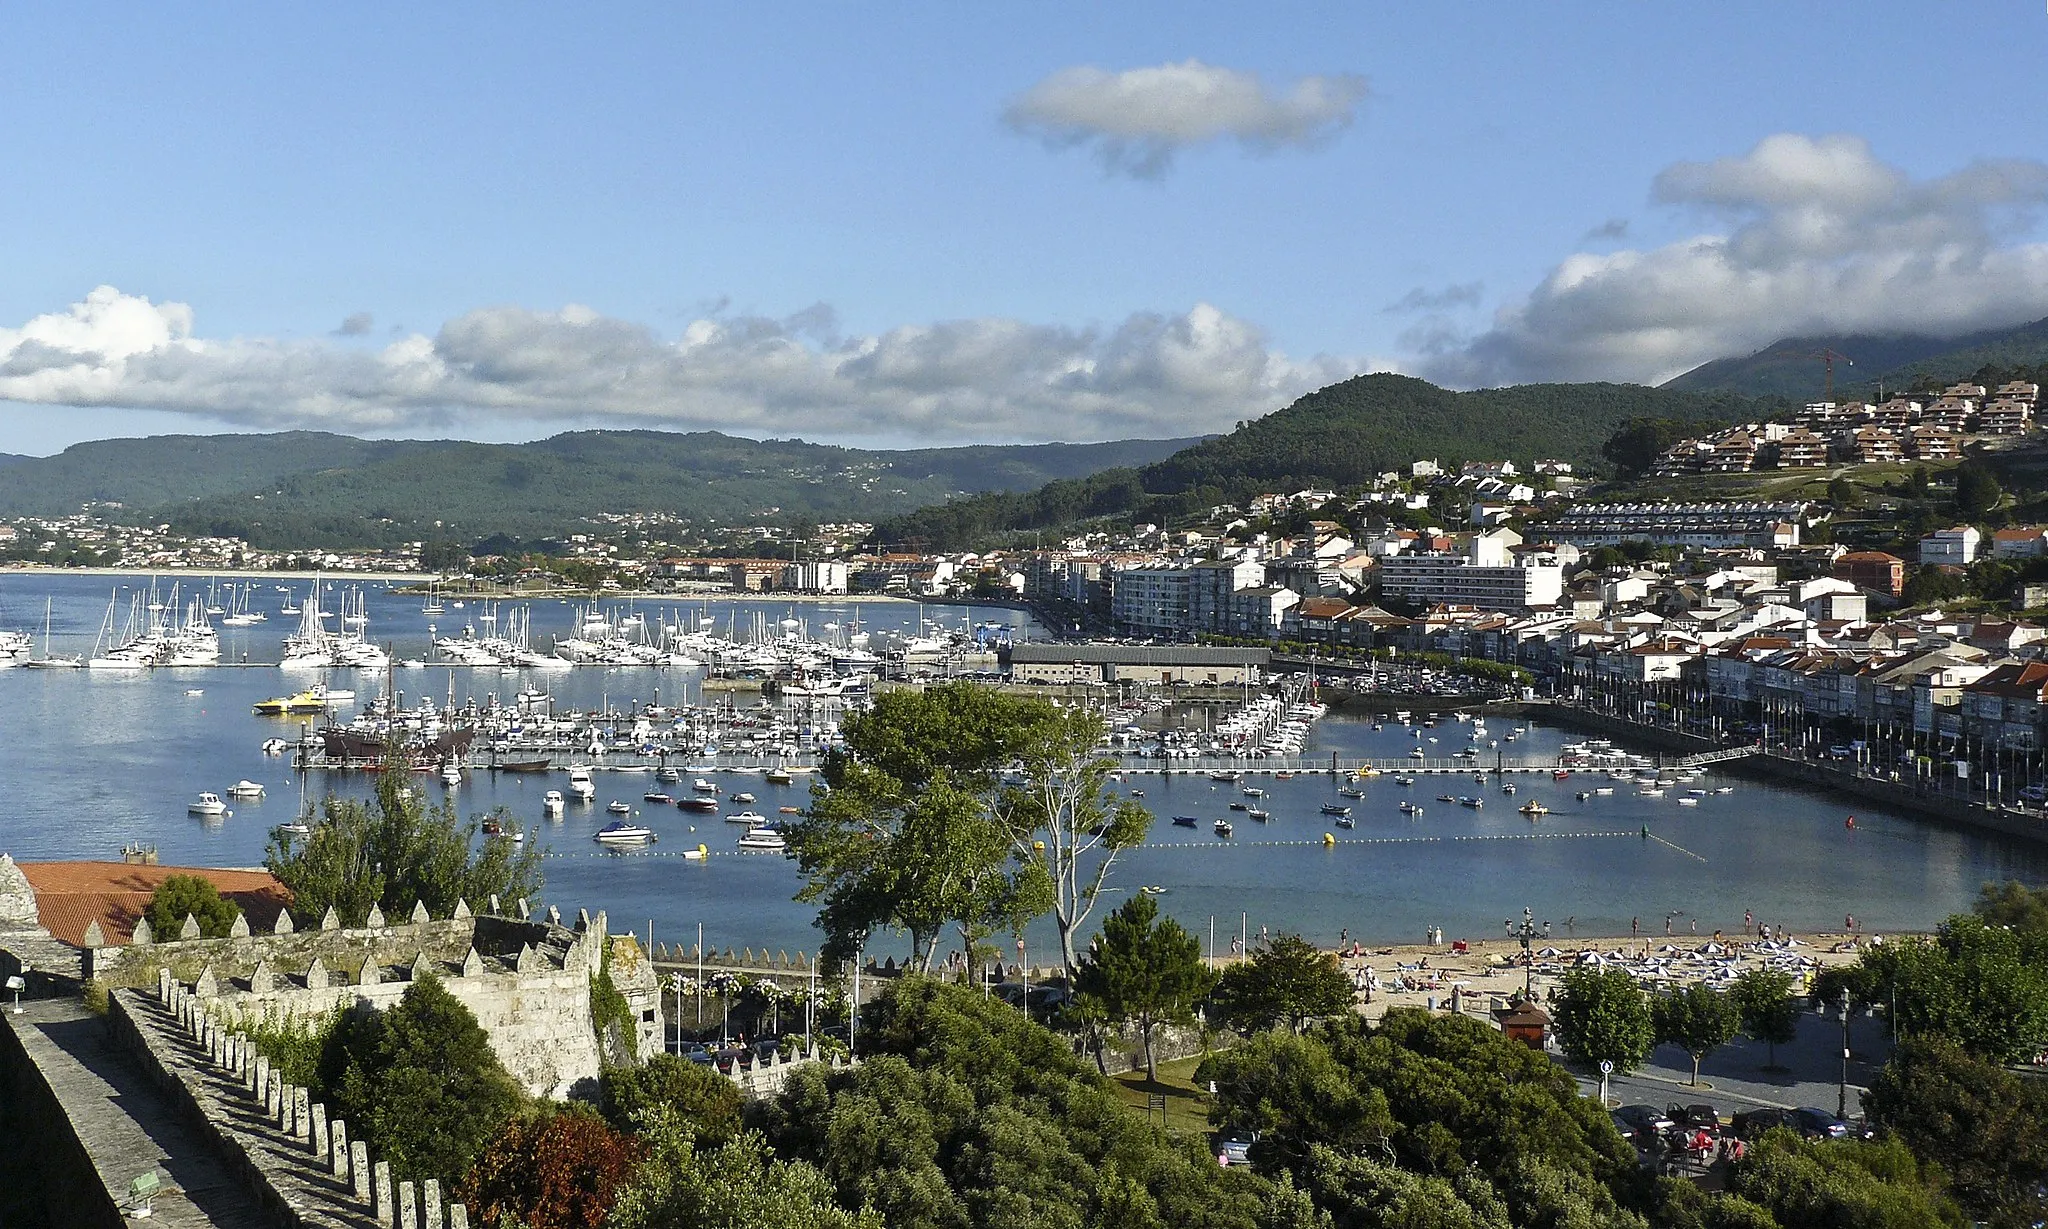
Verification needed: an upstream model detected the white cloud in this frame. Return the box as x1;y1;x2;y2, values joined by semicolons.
1005;60;1367;177
1427;134;2048;387
0;289;1357;442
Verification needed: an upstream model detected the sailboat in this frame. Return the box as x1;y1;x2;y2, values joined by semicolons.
23;598;82;668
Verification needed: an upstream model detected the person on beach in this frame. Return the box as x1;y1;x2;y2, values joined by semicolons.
1632;916;1640;938
1745;909;1753;934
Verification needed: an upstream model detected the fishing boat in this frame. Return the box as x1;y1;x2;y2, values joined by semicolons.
1408;749;1427;759
1130;789;1145;798
778;805;801;814
693;778;717;793
607;800;632;815
227;780;265;799
1519;801;1549;817
1338;786;1366;799
1595;786;1615;796
731;792;756;804
1677;797;1700;807
655;767;682;784
1332;815;1354;829
1248;809;1271;821
1637;787;1665;798
1394;776;1415;786
724;810;768;826
261;737;289;755
1209;770;1240;782
1171;815;1199;828
737;827;789;853
764;769;794;785
188;793;228;817
1228;802;1249;812
482;817;524;842
1576;790;1592;801
1714;786;1735;794
1242;787;1265;798
567;766;596;801
594;820;654;845
1437;794;1458;803
1320;803;1351;817
1459;797;1483;808
678;796;720;812
1398;801;1422;815
441;763;463;786
1213;819;1234;837
542;790;566;817
1500;783;1517;794
1553;770;1571;781
644;791;674;805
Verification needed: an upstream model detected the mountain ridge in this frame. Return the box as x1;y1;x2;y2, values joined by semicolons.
1662;315;2048;401
872;373;1779;550
0;429;1201;548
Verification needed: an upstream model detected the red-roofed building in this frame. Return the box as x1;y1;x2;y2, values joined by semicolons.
5;858;291;946
1834;551;1906;598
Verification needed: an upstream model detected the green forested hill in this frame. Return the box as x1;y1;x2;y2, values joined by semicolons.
873;374;1777;549
1664;316;2048;401
0;429;1197;547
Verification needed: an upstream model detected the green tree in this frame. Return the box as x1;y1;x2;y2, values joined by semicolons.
1601;417;1697;481
1073;894;1216;1082
321;972;525;1183
1730;968;1801;1070
606;1111;881;1229
1211;935;1355;1034
1856;916;2048;1064
457;1104;642;1229
266;746;543;926
996;705;1153;984
599;1054;743;1147
1974;879;2048;939
144;873;240;939
1864;1037;2048;1229
1550;967;1653;1074
788;685;1049;970
1195;1030;1395;1175
1294;1146;1509;1229
1651;983;1740;1087
1727;1132;1966;1229
1957;462;2003;517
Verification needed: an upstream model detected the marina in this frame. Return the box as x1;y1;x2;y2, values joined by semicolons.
3;572;2047;961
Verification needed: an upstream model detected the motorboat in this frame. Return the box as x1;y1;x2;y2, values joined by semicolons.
1248;809;1271;821
482;817;524;842
678;796;719;812
655;767;682;784
1394;776;1415;786
1213;819;1234;837
724;810;768;826
568;766;596;801
227;780;265;799
1331;815;1354;829
693;778;717;793
1338;787;1366;799
594;820;654;845
1320;804;1351;817
1459;797;1483;808
1637;788;1665;798
188;793;228;817
1171;815;1199;828
643;792;674;805
542;790;566;817
1595;787;1615;796
277;820;311;838
1576;791;1592;801
607;800;632;815
252;688;333;716
1398;801;1422;815
764;769;794;785
441;763;463;786
1209;771;1241;782
260;738;289;755
1519;801;1549;817
737;826;789;853
1408;749;1427;759
1678;797;1700;807
1228;802;1248;812
731;792;756;804
1437;794;1458;803
1715;786;1735;794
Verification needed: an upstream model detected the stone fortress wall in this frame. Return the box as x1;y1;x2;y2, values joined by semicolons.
87;895;660;1100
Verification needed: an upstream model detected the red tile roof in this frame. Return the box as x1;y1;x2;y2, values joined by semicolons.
17;861;291;946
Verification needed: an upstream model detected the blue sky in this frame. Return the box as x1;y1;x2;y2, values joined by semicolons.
4;3;2048;454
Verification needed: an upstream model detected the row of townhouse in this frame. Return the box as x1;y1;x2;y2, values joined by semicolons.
1654;383;2042;475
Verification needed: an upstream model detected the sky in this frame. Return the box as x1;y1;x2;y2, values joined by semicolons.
4;3;2048;455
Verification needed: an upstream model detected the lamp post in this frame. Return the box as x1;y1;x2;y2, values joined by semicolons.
1504;907;1547;1001
1837;990;1852;1122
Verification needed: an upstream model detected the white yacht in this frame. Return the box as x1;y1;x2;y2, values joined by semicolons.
188;792;229;817
227;780;265;799
542;790;566;817
595;819;654;844
567;766;596;801
737;826;788;852
723;810;768;826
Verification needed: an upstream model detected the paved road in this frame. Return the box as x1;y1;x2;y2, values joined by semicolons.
1571;1007;1890;1120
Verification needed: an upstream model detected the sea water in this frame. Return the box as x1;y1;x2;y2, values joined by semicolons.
1;572;2042;959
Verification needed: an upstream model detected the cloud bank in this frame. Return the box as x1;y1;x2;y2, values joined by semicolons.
1427;134;2048;387
1005;60;1367;177
0;287;1356;442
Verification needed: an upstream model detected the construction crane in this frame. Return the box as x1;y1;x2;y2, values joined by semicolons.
1811;349;1854;403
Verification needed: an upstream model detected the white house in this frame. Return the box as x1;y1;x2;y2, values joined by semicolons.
1918;526;1982;567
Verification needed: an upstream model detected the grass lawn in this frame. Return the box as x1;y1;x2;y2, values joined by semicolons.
1109;1053;1216;1139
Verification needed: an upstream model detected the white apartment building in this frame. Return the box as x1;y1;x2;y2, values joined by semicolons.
1110;567;1192;637
1376;529;1565;612
1918;526;1982;567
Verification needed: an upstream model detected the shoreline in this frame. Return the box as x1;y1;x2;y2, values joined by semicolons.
0;566;926;604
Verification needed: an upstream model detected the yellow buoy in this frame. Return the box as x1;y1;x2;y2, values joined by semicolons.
1322;832;1336;846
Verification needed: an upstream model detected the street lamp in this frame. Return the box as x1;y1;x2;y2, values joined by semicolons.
1505;907;1545;1001
1837;990;1852;1122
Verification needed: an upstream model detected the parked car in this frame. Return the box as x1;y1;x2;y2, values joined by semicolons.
1792;1107;1852;1139
1730;1107;1801;1140
1611;1104;1676;1146
1215;1133;1257;1166
677;1041;714;1066
1665;1103;1721;1133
